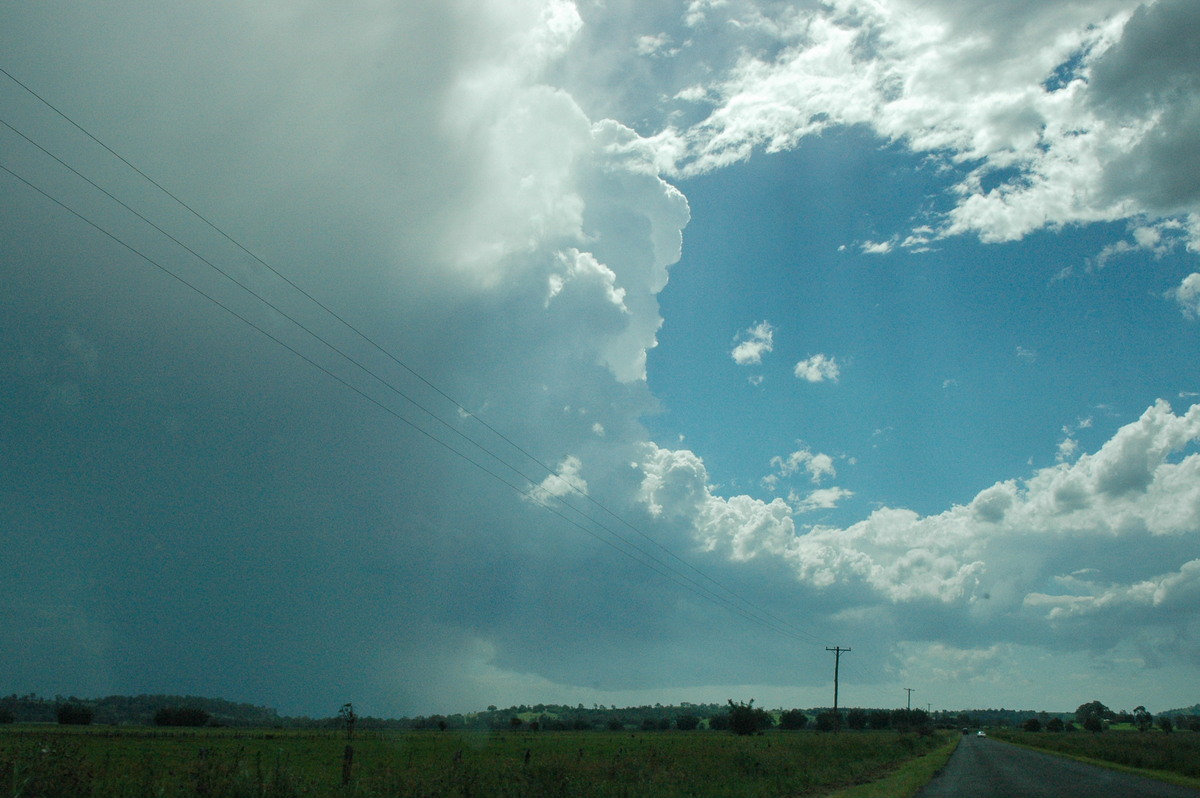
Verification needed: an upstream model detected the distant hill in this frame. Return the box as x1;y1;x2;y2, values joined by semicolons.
0;693;283;727
1163;703;1200;716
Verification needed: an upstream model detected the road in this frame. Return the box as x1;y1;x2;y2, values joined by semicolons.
916;734;1200;797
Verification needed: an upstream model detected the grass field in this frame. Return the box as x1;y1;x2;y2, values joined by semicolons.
0;726;950;797
989;728;1200;788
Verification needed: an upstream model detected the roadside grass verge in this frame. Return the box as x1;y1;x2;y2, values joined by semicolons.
990;729;1200;791
828;734;959;798
0;725;950;797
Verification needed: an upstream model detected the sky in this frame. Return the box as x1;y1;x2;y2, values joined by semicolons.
1;0;1198;719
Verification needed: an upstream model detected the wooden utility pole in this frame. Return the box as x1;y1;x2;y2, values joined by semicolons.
905;688;914;711
826;646;850;731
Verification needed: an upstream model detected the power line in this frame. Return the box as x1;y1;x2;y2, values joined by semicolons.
0;159;803;640
0;66;836;650
0;150;821;648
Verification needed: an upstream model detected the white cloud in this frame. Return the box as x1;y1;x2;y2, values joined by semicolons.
651;0;1200;247
1056;437;1080;463
635;33;675;57
546;248;628;311
730;320;774;365
638;443;796;561
770;446;836;484
791;486;854;513
638;400;1200;660
1169;272;1200;318
529;454;588;506
794;353;840;382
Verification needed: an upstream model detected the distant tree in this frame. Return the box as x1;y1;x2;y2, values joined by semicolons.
1133;706;1152;732
154;707;210;727
606;719;623;731
847;709;868;730
890;708;929;732
1159;717;1174;734
868;710;892;730
708;713;730;731
815;711;841;732
1022;718;1042;732
676;714;700;731
1083;715;1105;733
510;716;523;731
1046;717;1064;732
778;709;808;730
56;703;93;725
727;700;771;736
1075;701;1111;728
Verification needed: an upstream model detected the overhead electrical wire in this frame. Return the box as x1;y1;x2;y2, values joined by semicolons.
0;65;812;646
0;66;834;650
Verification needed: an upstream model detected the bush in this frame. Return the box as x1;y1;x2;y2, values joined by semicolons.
154;707;211;727
56;704;93;725
815;711;842;732
727;700;772;736
1022;718;1042;732
778;709;808;730
0;708;14;724
1046;717;1064;732
676;714;700;731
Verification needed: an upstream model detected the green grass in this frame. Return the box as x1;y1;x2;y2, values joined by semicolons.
0;726;950;797
990;729;1200;790
829;734;959;798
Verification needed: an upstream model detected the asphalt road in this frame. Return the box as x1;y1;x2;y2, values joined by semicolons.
916;734;1200;797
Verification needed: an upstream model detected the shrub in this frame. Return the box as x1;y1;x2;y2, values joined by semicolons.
778;709;808;730
154;707;211;727
55;704;93;725
727;700;772;736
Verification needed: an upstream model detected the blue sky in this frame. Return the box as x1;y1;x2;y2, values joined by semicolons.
2;0;1199;718
652;137;1200;525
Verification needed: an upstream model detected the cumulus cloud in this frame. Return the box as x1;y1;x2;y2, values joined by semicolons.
638;443;796;561
529;455;589;506
770;446;836;484
791;486;854;513
6;0;1200;717
1169;272;1200;318
648;0;1200;246
794;353;840;382
730;320;775;365
639;400;1200;658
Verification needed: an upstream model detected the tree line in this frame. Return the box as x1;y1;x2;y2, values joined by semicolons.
0;693;281;727
4;692;1193;734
